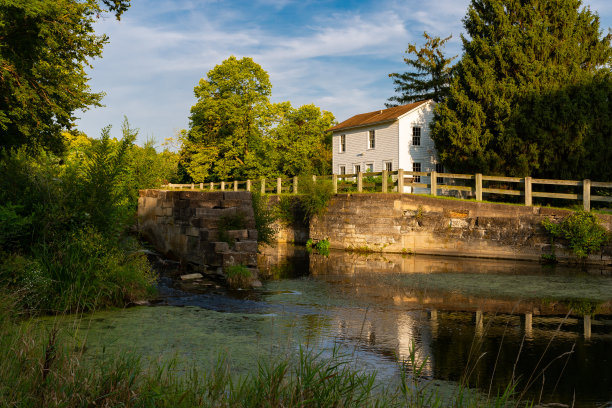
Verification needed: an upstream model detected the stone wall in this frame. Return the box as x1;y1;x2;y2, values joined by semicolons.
309;194;612;265
138;190;258;270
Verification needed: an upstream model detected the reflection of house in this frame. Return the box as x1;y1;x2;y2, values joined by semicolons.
330;100;441;193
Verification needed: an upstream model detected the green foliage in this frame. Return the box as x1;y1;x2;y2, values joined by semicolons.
218;212;247;245
306;238;330;256
432;0;612;178
542;210;610;259
0;0;129;155
0;121;164;314
275;195;307;227
224;264;253;289
180;56;335;182
387;32;457;106
298;176;334;222
251;190;276;245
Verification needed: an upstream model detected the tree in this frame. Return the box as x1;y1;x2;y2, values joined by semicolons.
431;0;612;178
181;56;272;182
269;103;335;177
0;0;129;155
180;56;336;182
387;32;457;106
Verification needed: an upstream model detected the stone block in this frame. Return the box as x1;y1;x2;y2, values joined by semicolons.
180;273;203;280
248;229;258;240
234;240;258;252
186;226;200;237
224;191;251;201
227;229;248;240
213;241;230;252
154;206;164;216
176;199;189;209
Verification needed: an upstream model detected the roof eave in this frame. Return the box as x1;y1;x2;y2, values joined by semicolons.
330;118;397;133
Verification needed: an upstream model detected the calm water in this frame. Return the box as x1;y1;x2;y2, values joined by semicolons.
71;247;612;407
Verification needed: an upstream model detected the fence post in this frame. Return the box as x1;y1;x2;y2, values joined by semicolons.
583;179;591;211
200;182;203;190
357;172;363;192
312;174;317;183
246;179;251;192
191;183;194;190
221;181;225;191
475;173;482;201
398;169;404;193
232;180;237;191
277;177;282;194
524;177;532;206
293;176;298;194
430;171;437;196
332;174;338;194
261;178;266;194
209;182;214;191
382;170;388;193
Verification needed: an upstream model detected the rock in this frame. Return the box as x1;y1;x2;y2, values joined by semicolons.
251;279;263;288
180;273;203;280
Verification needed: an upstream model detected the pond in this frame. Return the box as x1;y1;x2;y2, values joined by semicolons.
72;246;612;407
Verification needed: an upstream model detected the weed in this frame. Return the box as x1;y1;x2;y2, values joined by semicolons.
542;210;610;259
298;175;334;222
306;238;330;256
251;190;276;245
225;264;253;289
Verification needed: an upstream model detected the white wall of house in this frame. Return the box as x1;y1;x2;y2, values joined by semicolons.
332;101;440;194
332;121;399;175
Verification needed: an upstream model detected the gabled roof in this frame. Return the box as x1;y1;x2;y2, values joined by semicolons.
329;100;431;132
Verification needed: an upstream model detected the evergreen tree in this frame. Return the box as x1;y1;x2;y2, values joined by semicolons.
431;0;612;178
387;32;456;106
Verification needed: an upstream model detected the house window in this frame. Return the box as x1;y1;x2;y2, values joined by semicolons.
354;164;361;174
339;165;346;175
413;162;421;182
412;127;421;146
340;134;346;153
368;130;375;149
435;163;444;184
384;161;393;172
366;163;374;173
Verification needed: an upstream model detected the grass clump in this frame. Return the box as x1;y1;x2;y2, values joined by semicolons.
306;238;330;256
542;210;610;259
225;264;254;289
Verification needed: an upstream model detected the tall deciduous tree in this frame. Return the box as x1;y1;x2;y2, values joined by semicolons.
181;56;272;182
180;56;335;182
432;0;612;178
0;0;130;155
387;32;456;106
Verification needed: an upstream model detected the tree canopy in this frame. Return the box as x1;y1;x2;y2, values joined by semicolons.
387;32;456;106
180;56;335;182
0;0;130;155
431;0;612;178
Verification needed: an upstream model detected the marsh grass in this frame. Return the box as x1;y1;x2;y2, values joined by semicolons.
225;264;254;289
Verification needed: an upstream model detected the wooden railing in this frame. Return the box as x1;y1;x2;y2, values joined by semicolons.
162;170;612;212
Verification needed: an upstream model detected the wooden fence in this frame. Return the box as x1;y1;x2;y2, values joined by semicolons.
162;170;612;212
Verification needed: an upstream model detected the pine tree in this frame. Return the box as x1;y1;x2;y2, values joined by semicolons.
387;32;456;106
431;0;612;178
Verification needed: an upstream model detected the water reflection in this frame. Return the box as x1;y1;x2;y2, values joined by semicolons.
70;245;612;408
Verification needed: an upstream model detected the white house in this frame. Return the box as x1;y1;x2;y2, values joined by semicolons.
330;99;442;193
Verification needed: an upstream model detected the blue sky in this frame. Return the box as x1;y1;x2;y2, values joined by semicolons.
76;0;612;147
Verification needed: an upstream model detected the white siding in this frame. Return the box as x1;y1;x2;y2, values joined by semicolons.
332;121;399;175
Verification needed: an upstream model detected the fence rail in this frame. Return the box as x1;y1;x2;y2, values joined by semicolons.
162;170;612;212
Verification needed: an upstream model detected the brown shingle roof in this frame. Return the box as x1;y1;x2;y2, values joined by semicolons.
329;100;431;132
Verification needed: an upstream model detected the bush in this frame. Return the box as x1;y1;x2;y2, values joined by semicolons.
251;190;276;245
542;210;610;259
306;238;330;256
275;195;306;227
298;176;334;222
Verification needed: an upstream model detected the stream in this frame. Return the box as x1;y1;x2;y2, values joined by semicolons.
68;246;612;407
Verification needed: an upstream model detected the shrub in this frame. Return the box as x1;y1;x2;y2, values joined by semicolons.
275;195;307;227
225;264;253;289
542;210;610;259
251;190;276;245
306;238;330;256
298;175;333;222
